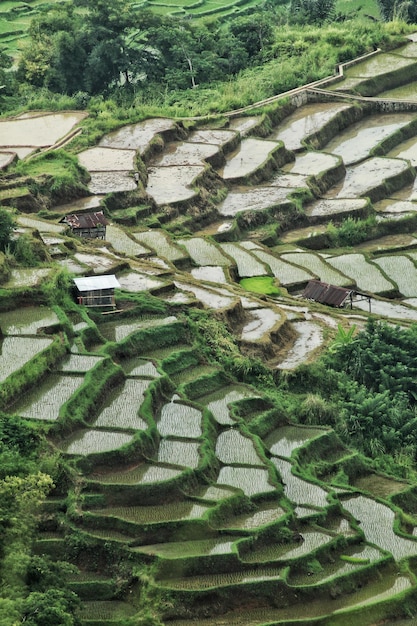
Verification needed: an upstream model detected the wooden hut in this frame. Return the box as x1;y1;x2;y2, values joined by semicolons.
60;211;108;239
302;279;372;311
74;275;120;308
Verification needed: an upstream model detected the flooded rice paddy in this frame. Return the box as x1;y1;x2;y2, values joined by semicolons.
217;186;296;216
240;308;282;342
90;463;183;484
155;439;201;469
99;118;175;153
220;243;268;277
57;354;103;372
197;386;259;426
216;466;275;497
0;111;86;158
251;248;314;284
218;137;281;180
152;141;220;166
288;544;385;586
281;251;351;286
215;429;263;466
78;147;136;171
146;165;204;205
133;230;187;262
9;57;417;624
117;271;168;292
91;379;150;430
272;457;329;508
106;224;150;256
174;281;237;309
0;306;59;334
99;315;177;342
306;197;369;219
271;102;352;151
94;501;211;523
190;266;228;284
374;255;417;296
62;429;135;456
4;268;52;288
178;237;231;266
0;336;53;381
243;529;333;563
216;501;286;530
276;321;324;370
323;113;416;165
11;374;85;421
326;253;395;293
119;358;160;378
160;566;283;590
157;399;203;438
342;495;417;561
329;157;409;199
265;425;326;458
284;151;340;176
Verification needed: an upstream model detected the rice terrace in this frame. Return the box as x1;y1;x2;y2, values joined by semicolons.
5;0;417;625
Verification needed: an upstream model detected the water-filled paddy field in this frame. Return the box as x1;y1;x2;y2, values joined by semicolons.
8;37;417;626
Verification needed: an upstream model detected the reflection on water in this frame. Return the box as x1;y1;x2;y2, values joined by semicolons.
271;102;351;151
0;306;58;334
218;137;281;180
323;113;415;165
265;425;325;458
277;321;323;370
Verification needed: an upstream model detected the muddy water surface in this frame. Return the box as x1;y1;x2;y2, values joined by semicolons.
217;185;295;216
276;320;323;370
272;457;329;508
324;113;415;165
345;52;417;78
342;495;417;560
379;81;417;99
306;197;368;218
0;111;86;150
152;141;219;166
218;137;280;180
78;147;136;171
99;118;175;152
271;102;351;151
241;308;282;342
284;151;340;175
87;171;136;194
327;157;409;199
0;306;58;334
146;165;204;204
265;425;326;458
190;266;228;284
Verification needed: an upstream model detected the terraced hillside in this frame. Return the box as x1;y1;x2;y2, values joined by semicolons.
5;35;417;626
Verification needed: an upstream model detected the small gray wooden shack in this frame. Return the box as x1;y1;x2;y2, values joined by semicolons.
74;275;120;308
60;211;108;239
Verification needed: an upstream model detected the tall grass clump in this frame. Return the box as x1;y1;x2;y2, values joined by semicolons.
13;150;90;203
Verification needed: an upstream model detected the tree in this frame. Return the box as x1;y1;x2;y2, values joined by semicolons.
21;589;80;626
0;208;15;252
377;0;417;22
289;0;336;24
228;14;274;60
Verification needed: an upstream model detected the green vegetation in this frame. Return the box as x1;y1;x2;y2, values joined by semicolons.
3;0;417;624
240;276;281;296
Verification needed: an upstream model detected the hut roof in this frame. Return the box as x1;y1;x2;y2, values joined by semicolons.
302;280;352;307
60;211;108;229
73;275;120;292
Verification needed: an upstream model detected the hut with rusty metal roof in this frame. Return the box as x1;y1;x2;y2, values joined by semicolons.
60;211;108;239
302;280;372;311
